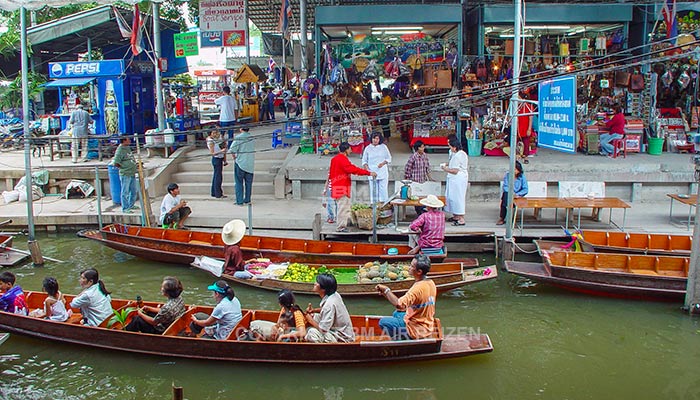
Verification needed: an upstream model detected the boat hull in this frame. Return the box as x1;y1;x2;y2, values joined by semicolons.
580;230;692;257
0;292;493;364
78;224;447;265
505;261;685;301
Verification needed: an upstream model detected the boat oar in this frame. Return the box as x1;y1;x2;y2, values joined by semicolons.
0;219;11;228
0;244;65;263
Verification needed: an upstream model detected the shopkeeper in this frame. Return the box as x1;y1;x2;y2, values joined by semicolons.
598;104;625;157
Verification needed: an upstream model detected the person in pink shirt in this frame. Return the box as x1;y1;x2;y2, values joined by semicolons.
598;105;625;156
407;195;445;255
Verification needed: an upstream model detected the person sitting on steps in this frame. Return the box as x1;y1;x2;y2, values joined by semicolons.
159;183;192;229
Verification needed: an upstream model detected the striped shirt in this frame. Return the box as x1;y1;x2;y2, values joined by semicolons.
409;209;445;249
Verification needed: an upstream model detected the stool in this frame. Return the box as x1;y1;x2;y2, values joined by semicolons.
271;129;284;148
611;136;626;158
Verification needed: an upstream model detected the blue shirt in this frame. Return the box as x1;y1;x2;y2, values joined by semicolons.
502;173;529;197
211;297;242;340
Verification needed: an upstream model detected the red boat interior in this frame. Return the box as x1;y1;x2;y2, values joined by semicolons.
546;251;689;277
583;230;692;251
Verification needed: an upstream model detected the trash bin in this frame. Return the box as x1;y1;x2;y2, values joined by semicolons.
467;139;483;157
647;137;664;155
108;164;121;205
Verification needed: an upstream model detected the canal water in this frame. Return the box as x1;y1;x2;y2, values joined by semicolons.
0;232;698;399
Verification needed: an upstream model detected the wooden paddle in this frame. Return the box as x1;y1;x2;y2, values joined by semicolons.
0;219;12;228
0;244;65;263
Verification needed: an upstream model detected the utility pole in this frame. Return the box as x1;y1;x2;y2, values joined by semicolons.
300;0;308;74
20;7;44;266
153;3;166;131
503;0;522;258
244;0;250;64
685;157;700;314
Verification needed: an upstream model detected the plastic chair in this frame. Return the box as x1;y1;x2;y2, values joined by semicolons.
611;135;627;158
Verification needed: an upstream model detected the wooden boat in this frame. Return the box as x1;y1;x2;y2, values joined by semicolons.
577;230;692;256
0;291;493;364
219;262;497;296
505;260;685;301
0;234;30;267
77;224;447;265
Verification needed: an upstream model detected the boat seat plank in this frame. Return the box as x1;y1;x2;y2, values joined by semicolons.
189;240;210;246
67;313;83;325
629;269;659;275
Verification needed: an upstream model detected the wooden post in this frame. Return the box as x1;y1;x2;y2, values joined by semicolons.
312;213;321;240
684;173;700;314
172;384;183;400
27;240;44;267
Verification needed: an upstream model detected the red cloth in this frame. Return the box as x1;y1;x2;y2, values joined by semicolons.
605;112;626;135
329;153;371;199
517;103;533;138
223;244;244;275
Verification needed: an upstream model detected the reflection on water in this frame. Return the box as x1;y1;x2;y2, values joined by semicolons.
0;233;699;399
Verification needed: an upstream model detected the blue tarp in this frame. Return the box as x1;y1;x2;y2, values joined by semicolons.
43;77;95;87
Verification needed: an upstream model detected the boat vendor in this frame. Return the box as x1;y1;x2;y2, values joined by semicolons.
375;254;436;340
190;280;242;340
159;183;192;230
329;142;377;233
407;195;446;255
125;276;186;334
221;219;252;279
70;268;113;326
304;273;355;343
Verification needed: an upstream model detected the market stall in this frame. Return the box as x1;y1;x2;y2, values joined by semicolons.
46;59;155;136
234;64;268;123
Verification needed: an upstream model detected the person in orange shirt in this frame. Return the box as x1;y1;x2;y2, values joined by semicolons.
375;254;436;340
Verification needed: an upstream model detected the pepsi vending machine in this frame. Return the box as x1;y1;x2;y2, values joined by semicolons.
47;60;155;136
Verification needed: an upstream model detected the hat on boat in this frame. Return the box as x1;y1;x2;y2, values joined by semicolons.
419;195;444;209
221;219;246;245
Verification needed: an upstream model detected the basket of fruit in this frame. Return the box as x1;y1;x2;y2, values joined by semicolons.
350;203;370;227
354;208;375;230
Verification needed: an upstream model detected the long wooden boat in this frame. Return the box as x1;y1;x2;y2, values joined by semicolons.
219;262;497;296
577;230;692;256
534;240;688;292
0;291;493;364
0;234;29;267
504;261;685;300
77;224;447;265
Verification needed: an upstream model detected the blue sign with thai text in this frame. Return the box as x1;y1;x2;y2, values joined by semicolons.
201;31;223;47
538;76;577;154
48;60;125;78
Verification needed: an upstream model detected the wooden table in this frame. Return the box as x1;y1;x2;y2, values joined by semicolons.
667;193;698;230
513;197;575;234
390;196;446;227
45;135;116;162
564;197;630;230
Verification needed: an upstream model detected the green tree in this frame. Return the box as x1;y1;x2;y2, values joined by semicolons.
0;71;46;112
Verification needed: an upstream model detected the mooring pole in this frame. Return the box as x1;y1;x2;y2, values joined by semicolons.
684;157;700;314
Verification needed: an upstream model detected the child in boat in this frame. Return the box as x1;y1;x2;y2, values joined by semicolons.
0;271;28;315
275;290;307;342
29;277;71;321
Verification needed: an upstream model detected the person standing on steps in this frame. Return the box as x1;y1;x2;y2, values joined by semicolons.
68;104;93;163
496;160;528;226
215;86;239;147
207;129;228;199
329;142;376;232
362;132;392;203
228;127;255;206
112;136;140;213
442;135;468;226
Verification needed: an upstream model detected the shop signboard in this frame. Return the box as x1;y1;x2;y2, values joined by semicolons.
174;32;199;57
49;60;124;79
199;0;246;47
538;76;577;154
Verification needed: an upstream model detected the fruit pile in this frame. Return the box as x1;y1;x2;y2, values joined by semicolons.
280;263;319;282
356;261;411;283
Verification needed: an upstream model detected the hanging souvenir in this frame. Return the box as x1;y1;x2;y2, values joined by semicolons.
595;35;607;55
678;70;691;89
661;71;673;88
559;37;570;57
579;37;590;54
630;71;645;92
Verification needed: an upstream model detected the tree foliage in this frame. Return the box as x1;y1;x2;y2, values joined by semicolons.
0;71;47;111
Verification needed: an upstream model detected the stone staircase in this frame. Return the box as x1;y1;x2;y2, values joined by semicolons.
172;147;288;201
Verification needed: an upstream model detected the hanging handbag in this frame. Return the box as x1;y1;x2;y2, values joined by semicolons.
436;63;452;89
412;54;424;85
615;71;631;87
630;72;645;92
476;60;487;80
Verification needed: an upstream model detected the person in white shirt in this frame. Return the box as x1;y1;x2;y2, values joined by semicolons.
214;86;239;146
70;268;112;327
362;133;392;203
159;183;192;229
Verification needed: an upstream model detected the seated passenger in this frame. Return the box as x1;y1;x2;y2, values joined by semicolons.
125;276;186;334
375;254;436;340
221;219;253;279
70;268;113;326
250;289;308;342
0;271;28;315
190;280;242;340
407;194;446;255
304;273;355;343
29;277;70;321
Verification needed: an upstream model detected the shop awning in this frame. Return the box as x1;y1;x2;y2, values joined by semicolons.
43;77;96;88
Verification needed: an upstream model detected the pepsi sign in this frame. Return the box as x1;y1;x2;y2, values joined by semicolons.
48;60;125;78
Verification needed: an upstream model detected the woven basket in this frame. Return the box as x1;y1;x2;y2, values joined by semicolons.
354;208;375;230
376;202;394;225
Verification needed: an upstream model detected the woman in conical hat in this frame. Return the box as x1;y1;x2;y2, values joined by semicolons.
221;219;251;278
